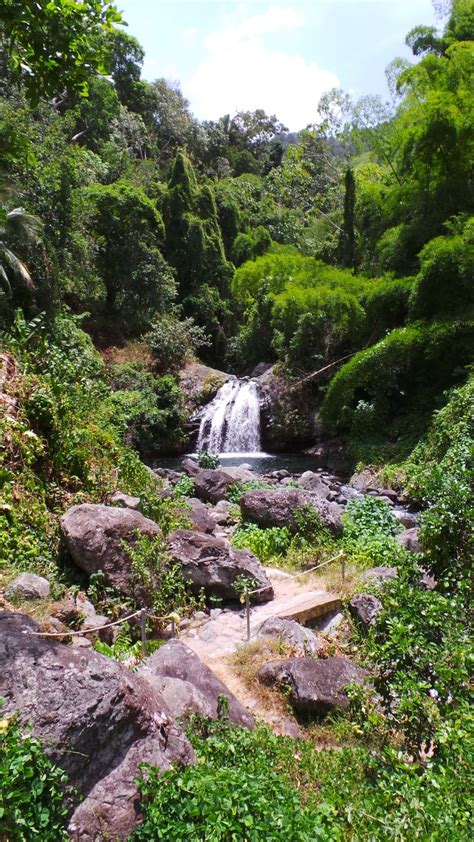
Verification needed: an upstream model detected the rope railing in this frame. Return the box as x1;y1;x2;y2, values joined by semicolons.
22;607;181;656
242;550;346;641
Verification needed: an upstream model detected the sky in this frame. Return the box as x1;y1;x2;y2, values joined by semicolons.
116;0;439;131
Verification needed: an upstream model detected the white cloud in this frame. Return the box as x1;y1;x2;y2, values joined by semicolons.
185;5;338;131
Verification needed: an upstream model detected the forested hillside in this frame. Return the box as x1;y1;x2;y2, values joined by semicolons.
0;0;473;839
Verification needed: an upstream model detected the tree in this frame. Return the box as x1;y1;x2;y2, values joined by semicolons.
340;167;356;269
0;0;122;104
70;181;175;334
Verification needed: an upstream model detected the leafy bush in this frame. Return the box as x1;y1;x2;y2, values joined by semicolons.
146;314;210;373
342;496;406;568
321;320;474;462
173;474;195;497
0;701;69;840
232;523;291;562
196;449;220;469
409;218;474;321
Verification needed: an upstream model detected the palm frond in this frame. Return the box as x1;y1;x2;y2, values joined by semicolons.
6;208;43;241
0;244;34;287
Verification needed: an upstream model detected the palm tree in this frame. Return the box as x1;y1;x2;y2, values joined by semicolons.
0;184;42;295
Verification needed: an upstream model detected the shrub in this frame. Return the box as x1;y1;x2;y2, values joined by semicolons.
342;496;406;568
232;523;291;562
146;314;210;373
321;320;474;462
196;449;220;469
0;701;69;840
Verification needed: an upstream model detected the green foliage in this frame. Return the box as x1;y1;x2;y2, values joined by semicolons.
93;626;162;663
226;480;270;504
409;217;474;321
232;226;272;267
132;717;335;841
321;321;474;462
342;496;405;568
173;474;195;497
133;714;473;841
0;700;69;840
69;180;174;334
124;532;199;616
104;364;187;458
196;449;220;469
1;0;123;104
403;375;474;584
146;314;210;374
232;523;291;562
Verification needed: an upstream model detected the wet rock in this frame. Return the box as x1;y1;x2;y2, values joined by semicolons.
349;593;383;629
167;529;274;603
396;527;421;553
60;504;161;600
0;611;193;842
258;656;369;715
5;573;50;601
240;487;343;536
139;639;254;729
256;617;320;655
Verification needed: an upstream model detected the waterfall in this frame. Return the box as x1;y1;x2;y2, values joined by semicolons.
197;378;262;453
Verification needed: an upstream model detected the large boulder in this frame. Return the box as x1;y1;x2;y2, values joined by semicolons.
256;617;320;655
258;366;314;452
167;529;274;603
298;471;331;499
182;458;235;504
5;572;50;601
139;639;254;729
258;656;369;715
60;504;161;600
349;593;383;630
240;487;343;536
0;612;193;841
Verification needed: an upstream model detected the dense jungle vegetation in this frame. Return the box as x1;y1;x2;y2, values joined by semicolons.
0;0;473;839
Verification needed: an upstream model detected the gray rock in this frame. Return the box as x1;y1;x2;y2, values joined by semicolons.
393;508;418;529
258;656;369;715
256;617;320;655
349;593;383;629
109;491;141;510
185;497;217;534
396;527;421;553
240;487;343;536
209;500;234;525
314;611;345;637
0;611;193;842
139;639;254;729
363;567;398;586
5;573;50;601
167;530;274;603
60;504;161;600
349;468;377;491
182;459;235;504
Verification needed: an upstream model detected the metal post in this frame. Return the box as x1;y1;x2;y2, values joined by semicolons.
171;619;176;638
341;556;346;583
246;591;251;642
140;608;147;657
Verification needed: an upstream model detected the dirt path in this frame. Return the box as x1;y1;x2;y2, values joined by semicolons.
181;568;341;733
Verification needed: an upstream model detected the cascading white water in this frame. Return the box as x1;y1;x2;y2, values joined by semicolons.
197;378;262;453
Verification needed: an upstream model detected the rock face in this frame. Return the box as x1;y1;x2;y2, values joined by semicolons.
349;593;383;629
396;527;421;553
258;366;314;452
256;617;320;655
0;611;193;841
259;656;368;715
5;572;50;601
240;487;343;536
167;530;274;603
60;504;161;599
182;458;235;504
185;497;217;534
139;639;254;729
